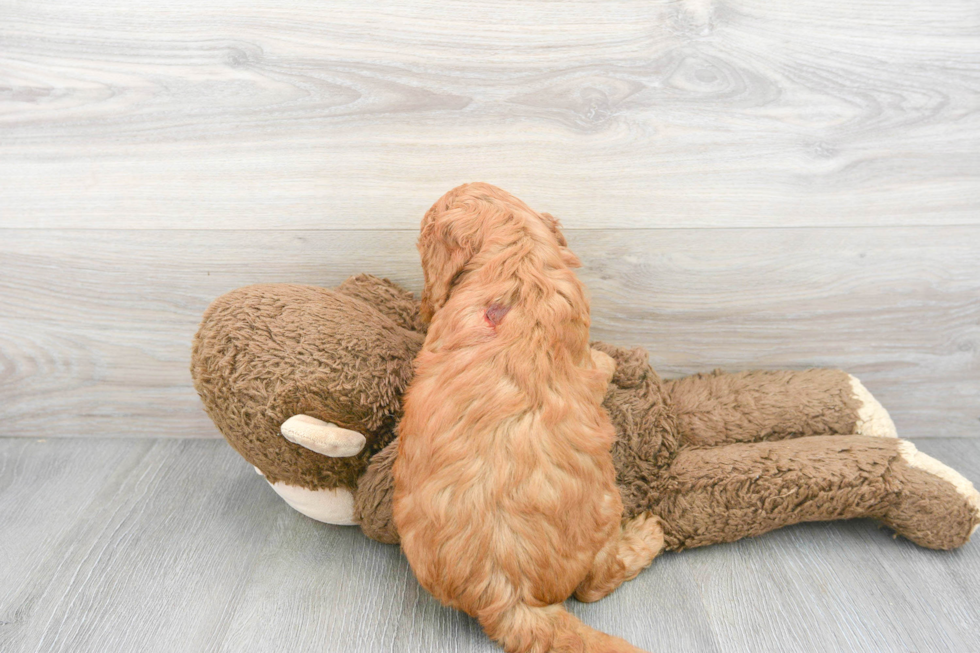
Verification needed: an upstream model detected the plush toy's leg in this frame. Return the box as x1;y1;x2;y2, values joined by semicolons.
651;435;980;551
664;369;896;447
574;513;665;603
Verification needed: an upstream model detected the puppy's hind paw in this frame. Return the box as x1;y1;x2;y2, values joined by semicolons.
620;512;666;581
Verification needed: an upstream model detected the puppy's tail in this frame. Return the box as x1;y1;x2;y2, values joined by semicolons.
481;602;646;653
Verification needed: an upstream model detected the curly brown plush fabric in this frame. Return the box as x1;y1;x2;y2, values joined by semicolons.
193;274;980;552
191;277;423;489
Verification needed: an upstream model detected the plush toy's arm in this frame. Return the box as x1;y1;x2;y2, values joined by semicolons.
352;438;400;544
652;435;980;551
664;369;896;447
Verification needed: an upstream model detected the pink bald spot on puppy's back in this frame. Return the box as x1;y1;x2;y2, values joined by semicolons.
484;303;511;329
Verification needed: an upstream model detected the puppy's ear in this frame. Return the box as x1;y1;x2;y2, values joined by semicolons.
539;212;567;246
540;212;580;269
417;215;477;322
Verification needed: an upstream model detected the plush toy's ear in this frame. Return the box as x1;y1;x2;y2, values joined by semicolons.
417;208;480;322
540;211;581;269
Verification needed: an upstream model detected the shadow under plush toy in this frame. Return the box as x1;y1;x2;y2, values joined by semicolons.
191;183;980;561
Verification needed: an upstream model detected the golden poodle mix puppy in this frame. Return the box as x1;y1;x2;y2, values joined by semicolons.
392;183;664;653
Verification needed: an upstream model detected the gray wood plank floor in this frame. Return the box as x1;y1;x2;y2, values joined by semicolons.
2;436;978;653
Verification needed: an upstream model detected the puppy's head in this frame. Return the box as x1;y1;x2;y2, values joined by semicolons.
417;183;577;322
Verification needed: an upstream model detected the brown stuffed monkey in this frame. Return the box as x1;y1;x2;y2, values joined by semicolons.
191;274;980;554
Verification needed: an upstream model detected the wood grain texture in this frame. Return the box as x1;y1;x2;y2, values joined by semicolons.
2;226;977;439
1;437;978;652
2;0;979;229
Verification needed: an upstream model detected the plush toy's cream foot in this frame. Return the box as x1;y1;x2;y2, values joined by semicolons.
253;466;358;525
849;375;898;438
897;441;980;535
881;441;980;548
574;512;664;603
281;414;367;457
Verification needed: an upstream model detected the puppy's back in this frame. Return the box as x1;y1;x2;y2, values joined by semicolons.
396;278;625;651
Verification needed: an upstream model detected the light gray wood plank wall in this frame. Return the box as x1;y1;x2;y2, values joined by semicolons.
1;0;978;229
2;227;978;438
1;0;978;439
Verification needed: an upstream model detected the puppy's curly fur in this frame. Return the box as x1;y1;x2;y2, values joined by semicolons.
393;183;663;653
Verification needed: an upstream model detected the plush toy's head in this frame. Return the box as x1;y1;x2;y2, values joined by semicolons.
191;275;425;493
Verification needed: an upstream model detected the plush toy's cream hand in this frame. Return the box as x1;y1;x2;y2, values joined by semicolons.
591;348;617;384
254;416;369;526
590;347;617;402
280;415;367;456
